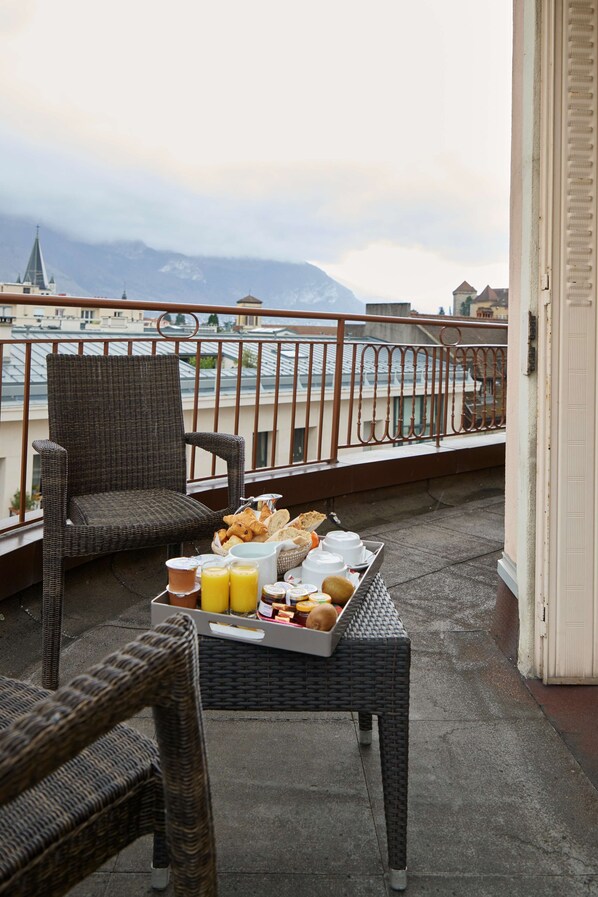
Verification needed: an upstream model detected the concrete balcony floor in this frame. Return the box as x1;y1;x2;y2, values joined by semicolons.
2;469;598;896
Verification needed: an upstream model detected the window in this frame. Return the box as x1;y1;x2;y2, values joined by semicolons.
393;396;431;439
292;428;305;462
255;431;270;468
54;308;65;317
34;308;44;317
81;309;94;320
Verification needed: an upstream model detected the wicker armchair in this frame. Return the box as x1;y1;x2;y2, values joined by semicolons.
0;613;217;897
33;353;245;689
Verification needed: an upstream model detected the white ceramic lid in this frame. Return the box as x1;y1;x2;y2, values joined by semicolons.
302;549;345;573
322;530;361;548
166;557;200;570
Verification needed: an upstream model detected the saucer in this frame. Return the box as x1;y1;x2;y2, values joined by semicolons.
348;548;375;571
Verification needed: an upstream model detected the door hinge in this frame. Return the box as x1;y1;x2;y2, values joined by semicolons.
526;312;537;375
538;603;548;638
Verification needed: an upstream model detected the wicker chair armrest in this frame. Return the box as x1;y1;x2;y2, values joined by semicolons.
0;613;216;893
32;439;68;528
0;614;202;804
32;439;67;457
185;432;245;511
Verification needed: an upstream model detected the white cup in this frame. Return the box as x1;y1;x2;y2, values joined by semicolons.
301;548;347;589
322;531;366;566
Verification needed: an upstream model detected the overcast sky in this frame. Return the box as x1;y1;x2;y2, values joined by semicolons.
0;0;511;313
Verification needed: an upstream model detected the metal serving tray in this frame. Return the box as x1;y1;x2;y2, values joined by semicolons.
151;540;384;657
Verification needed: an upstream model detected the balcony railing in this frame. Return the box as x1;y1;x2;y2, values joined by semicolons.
0;294;507;534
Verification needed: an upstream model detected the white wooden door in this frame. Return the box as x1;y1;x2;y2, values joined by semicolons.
540;0;598;682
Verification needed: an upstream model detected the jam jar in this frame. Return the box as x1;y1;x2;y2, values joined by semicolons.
294;599;317;626
286;586;314;608
258;584;287;620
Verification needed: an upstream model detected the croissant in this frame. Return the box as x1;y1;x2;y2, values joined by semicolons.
226;522;253;542
248;519;268;537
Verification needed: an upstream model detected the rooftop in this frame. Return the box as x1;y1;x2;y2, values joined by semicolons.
2;469;597;896
3;330;474;403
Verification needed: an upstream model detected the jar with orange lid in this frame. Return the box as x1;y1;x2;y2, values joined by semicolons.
294;599;317;626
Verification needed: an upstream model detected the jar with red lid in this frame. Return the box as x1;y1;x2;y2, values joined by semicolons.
257;584;287;620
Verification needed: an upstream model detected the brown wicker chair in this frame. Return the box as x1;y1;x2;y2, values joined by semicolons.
0;613;217;897
33;353;245;689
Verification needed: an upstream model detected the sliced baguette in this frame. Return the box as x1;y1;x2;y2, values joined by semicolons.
266;508;290;536
266;526;311;548
292;511;326;532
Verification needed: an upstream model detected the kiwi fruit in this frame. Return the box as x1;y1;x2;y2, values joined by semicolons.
321;575;355;606
305;602;338;631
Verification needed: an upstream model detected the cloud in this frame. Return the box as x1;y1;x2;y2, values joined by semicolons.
315;242;508;314
0;0;511;309
0;124;507;272
0;0;36;34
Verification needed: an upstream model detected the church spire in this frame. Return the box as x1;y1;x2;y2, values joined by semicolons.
23;226;49;290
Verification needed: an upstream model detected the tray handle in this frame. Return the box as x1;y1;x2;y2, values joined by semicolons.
208;621;266;642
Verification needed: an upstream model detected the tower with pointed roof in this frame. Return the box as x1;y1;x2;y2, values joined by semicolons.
22;226;51;291
452;281;477;316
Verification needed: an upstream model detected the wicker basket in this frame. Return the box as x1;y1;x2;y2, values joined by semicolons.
275;543;311;576
210;540;310;577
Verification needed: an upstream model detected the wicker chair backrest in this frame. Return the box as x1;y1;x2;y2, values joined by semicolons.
47;354;187;498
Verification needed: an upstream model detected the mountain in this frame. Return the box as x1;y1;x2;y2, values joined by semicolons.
0;214;364;316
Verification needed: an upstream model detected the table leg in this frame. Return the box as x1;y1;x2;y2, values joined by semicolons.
358;711;373;745
378;711;409;891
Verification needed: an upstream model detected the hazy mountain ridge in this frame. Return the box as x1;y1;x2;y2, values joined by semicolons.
0;214;363;315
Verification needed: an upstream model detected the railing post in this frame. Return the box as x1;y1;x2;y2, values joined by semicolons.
329;319;345;463
18;342;32;522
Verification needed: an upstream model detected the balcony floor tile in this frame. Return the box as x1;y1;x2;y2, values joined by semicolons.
409;630;542;722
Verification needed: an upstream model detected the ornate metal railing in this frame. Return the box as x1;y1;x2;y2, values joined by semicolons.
0;294;507;533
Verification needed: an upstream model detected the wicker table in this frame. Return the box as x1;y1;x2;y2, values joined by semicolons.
196;573;410;891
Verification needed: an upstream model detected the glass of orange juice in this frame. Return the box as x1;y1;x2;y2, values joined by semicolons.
200;564;230;614
229;561;259;617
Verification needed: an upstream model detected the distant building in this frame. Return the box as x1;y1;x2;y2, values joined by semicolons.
452;281;508;320
0;230;145;333
0;228;58;322
471;285;509;320
236;294;263;329
452;281;477;316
